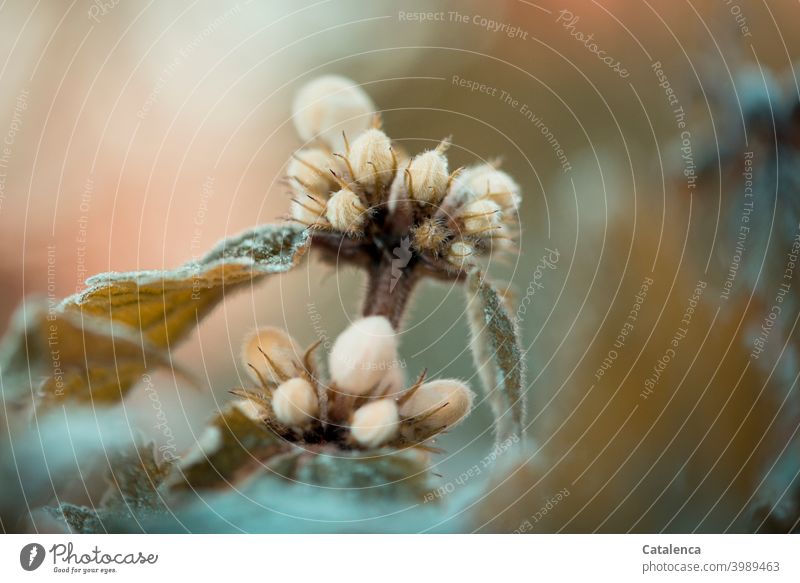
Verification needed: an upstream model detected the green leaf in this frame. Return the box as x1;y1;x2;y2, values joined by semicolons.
466;269;526;442
0;224;310;408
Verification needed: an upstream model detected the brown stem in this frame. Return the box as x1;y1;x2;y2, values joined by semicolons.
309;230;465;330
362;254;420;329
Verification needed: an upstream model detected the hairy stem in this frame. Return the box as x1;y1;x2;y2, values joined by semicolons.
362;254;419;329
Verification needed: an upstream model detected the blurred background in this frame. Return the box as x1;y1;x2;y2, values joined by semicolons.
2;0;800;532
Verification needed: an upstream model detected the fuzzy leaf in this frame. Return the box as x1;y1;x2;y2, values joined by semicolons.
0;303;175;408
46;443;173;533
46;499;166;534
101;443;173;511
292;448;433;500
0;224;310;408
171;405;289;491
466;269;526;441
46;503;107;534
171;406;432;499
61;223;310;346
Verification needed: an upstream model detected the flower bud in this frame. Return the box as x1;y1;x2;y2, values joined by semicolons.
459;199;502;236
412;218;449;253
445;239;475;267
272;377;319;428
292;75;375;150
242;327;305;386
487;224;516;252
406;148;449;205
349;128;395;191
400;379;474;436
232;399;265;421
287;148;337;197
290;194;328;228
351;398;399;448
326;188;367;233
454;164;521;212
329;316;400;395
379;360;407;398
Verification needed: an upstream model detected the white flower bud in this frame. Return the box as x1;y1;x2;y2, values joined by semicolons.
387;159;410;214
446;239;475;267
272;377;319;428
351;399;399;448
459;198;502;236
349;128;395;190
482;169;521;212
329;316;400;396
292;75;375;150
290;194;328;228
379;360;407;398
487;224;516;252
454;164;521;212
287;148;337;197
232;399;265;421
242;327;305;386
326;188;367;233
405;148;449;205
400;379;474;434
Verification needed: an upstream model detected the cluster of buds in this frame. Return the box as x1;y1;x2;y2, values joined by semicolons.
286;75;521;276
209;75;523;453
231;315;475;450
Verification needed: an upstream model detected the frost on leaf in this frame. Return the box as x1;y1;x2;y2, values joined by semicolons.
46;504;106;534
0;224;310;408
170;404;289;491
61;223;310;347
466;269;526;442
171;404;433;499
293;448;433;500
102;443;173;510
46;443;172;533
